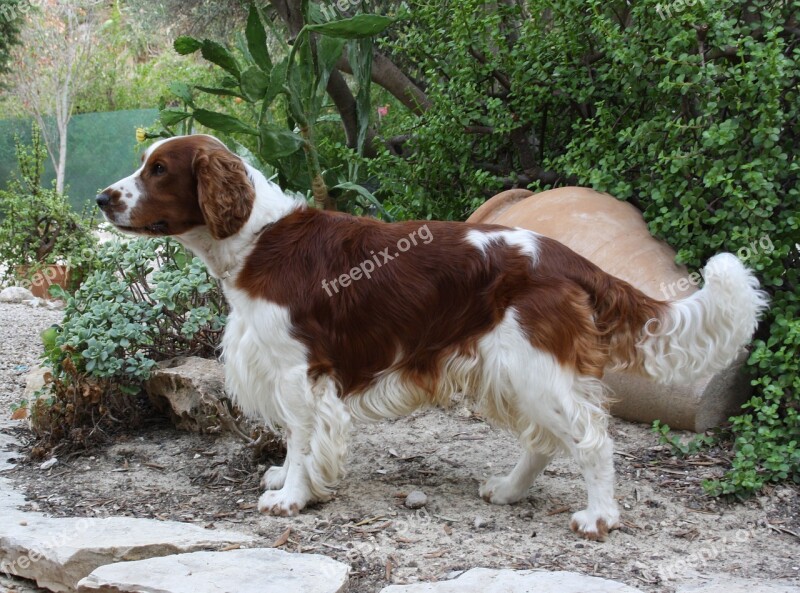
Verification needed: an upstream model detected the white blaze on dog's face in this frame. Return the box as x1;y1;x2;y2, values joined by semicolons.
96;135;255;239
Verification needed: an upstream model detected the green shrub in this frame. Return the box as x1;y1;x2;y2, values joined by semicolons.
32;236;226;452
0;126;97;288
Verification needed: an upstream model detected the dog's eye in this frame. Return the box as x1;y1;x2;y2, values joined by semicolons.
152;163;166;176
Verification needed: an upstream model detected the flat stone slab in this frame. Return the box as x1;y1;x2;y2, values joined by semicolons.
0;514;255;592
380;568;644;592
77;548;349;593
0;422;28;520
0;421;24;470
676;577;800;593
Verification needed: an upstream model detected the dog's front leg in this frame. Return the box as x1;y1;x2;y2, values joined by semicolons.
258;426;314;516
258;376;351;516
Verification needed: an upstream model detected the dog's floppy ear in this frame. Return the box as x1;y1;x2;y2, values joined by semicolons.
193;146;255;240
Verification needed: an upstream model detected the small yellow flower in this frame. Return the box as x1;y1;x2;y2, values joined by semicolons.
135;127;146;143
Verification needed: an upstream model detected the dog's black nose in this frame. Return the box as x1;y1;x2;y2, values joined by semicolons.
96;192;112;208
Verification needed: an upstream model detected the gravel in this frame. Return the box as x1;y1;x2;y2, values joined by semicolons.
0;302;63;414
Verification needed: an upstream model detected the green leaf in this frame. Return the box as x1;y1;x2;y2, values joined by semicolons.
333;181;393;220
246;4;272;72
348;37;373;156
259;126;306;161
194;85;244;98
201;40;241;78
193;109;257;135
240;66;270;102
318;35;346;76
306;14;394;39
265;57;289;105
159;109;190;126
168;82;194;106
312;36;346;114
174;35;201;55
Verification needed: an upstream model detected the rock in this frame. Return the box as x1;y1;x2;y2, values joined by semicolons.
404;490;427;509
0;514;255;592
145;357;227;432
380;568;643;592
472;516;490;529
0;287;34;304
467;187;752;432
39;458;58;470
77;548;349;593
0;422;22;472
675;577;800;593
0;424;27;521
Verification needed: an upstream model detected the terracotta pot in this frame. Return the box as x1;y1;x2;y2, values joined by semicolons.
16;264;71;299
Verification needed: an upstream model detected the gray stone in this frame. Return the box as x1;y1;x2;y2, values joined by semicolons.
380;569;643;593
77;548;349;593
145;357;227;432
676;577;800;593
472;516;490;529
0;287;34;304
0;514;255;592
0;421;23;472
404;490;427;509
0;427;27;522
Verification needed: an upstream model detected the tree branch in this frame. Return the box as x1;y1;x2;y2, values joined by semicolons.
338;50;431;115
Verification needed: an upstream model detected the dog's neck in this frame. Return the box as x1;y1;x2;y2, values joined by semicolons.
176;164;302;282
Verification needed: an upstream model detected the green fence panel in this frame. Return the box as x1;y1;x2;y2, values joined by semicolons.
0;108;158;211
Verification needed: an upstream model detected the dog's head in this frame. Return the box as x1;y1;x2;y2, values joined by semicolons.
96;135;255;240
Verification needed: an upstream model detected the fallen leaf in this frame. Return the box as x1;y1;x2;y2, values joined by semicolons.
273;527;291;548
11;408;27;420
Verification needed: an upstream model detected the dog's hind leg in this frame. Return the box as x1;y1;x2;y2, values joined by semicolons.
541;375;620;541
258;376;351;515
480;448;553;504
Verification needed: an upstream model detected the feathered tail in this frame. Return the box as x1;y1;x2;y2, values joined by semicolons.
635;253;769;383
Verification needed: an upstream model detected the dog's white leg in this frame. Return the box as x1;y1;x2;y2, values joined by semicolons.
258;376;350;515
480;449;553;504
257;425;313;515
260;432;291;490
567;434;620;541
544;376;620;541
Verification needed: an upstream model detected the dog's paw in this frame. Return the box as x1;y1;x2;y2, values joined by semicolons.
569;508;620;542
260;464;287;490
479;476;528;505
257;488;308;516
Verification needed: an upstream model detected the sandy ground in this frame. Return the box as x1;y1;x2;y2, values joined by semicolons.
1;300;799;592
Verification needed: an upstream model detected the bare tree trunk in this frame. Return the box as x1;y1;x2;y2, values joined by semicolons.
56;122;68;194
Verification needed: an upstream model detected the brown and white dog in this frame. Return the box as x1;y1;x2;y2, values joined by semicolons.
97;134;767;540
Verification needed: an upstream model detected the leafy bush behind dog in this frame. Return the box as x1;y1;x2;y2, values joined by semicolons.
32;237;226;452
366;0;799;495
